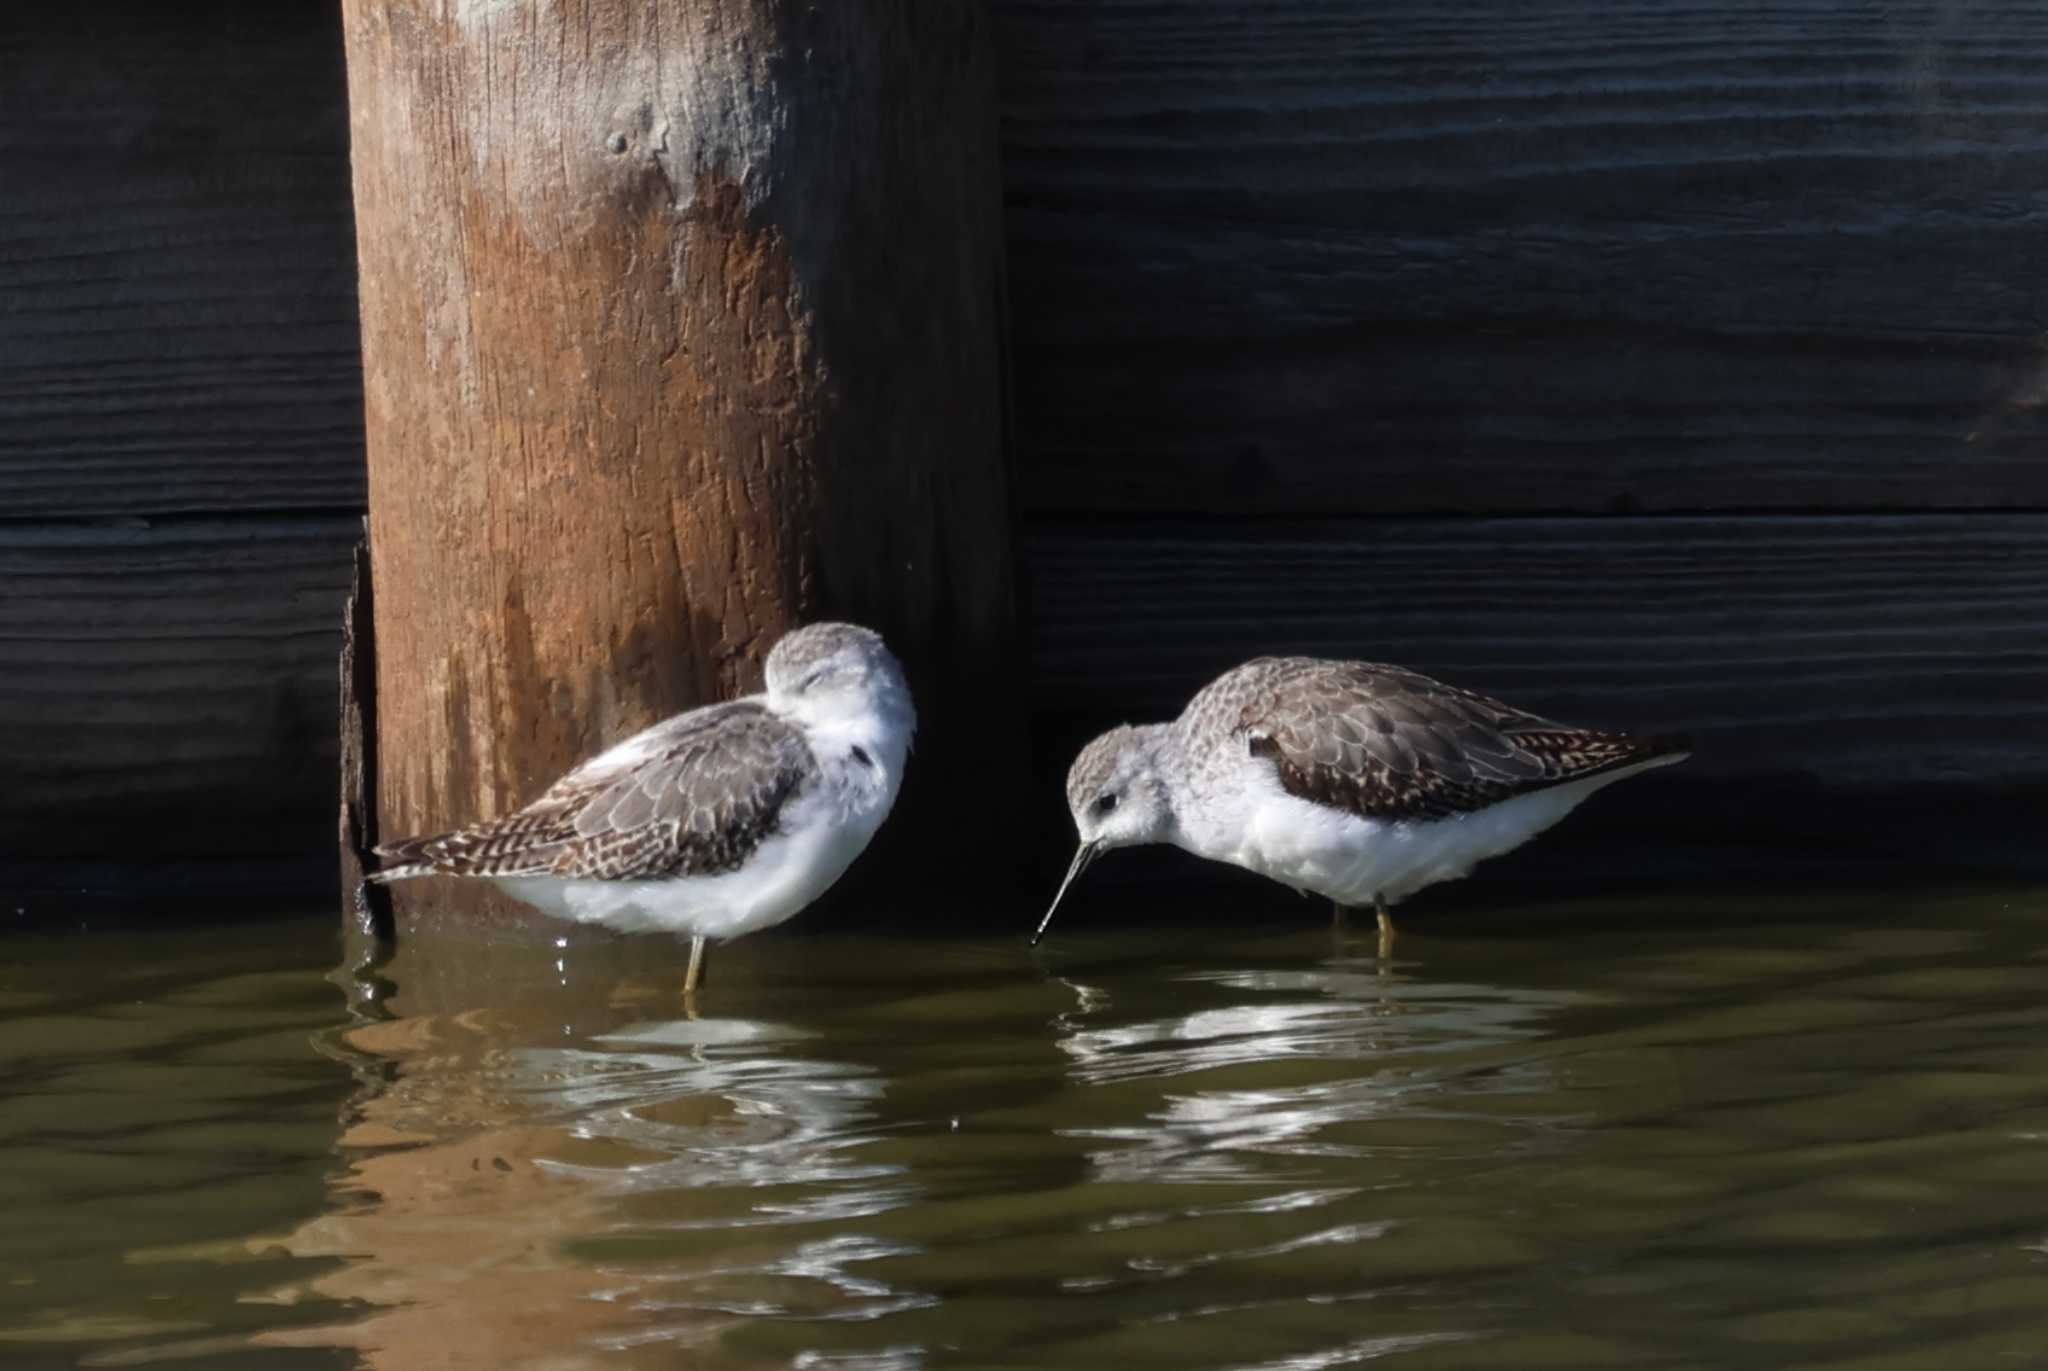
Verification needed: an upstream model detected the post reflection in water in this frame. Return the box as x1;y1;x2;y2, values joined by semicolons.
256;922;1582;1368
261;932;920;1370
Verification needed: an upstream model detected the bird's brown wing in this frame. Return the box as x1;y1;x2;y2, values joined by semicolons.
374;701;816;881
1229;658;1680;822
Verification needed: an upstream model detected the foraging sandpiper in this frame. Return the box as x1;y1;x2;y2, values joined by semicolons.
1035;656;1686;951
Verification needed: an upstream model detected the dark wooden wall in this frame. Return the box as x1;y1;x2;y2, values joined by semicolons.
998;1;2048;517
0;5;363;892
5;1;2046;900
1000;0;2048;884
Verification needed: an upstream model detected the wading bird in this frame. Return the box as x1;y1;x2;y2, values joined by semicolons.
1036;656;1686;954
373;622;914;996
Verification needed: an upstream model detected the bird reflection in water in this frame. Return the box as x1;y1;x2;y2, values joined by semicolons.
1047;938;1581;1189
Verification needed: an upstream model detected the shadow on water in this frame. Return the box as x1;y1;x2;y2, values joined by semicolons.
5;884;2048;1368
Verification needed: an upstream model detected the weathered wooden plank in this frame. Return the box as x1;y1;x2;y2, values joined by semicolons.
995;0;2048;515
0;518;357;858
1010;324;2048;517
0;4;365;517
1024;513;2048;873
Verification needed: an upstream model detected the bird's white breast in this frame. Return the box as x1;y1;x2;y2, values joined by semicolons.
1184;754;1672;908
495;705;910;940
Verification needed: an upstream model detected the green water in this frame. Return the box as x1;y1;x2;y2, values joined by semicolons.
5;889;2048;1369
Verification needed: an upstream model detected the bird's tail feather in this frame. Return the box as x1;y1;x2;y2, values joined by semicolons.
368;831;453;883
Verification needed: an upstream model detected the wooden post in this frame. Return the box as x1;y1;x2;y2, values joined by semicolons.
339;0;1016;936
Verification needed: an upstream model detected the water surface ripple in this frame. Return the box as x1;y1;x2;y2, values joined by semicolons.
3;888;2048;1368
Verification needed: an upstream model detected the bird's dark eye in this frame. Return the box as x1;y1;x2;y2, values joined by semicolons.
1092;792;1118;817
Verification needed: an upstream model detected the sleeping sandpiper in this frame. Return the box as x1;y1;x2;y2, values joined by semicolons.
372;622;915;994
1035;656;1687;953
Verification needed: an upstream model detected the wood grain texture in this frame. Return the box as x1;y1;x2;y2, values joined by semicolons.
995;0;2048;515
0;3;366;518
0;518;357;858
1024;514;2048;876
343;0;1018;934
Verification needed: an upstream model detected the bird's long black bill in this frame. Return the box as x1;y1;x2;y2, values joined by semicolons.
1031;841;1100;945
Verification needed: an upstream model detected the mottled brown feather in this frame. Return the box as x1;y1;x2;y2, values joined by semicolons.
373;701;816;882
1184;657;1685;823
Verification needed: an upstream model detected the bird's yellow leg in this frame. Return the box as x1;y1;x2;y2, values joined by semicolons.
683;936;708;1000
1375;899;1397;960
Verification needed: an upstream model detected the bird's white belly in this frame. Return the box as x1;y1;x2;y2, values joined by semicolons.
494;786;880;939
1225;769;1640;907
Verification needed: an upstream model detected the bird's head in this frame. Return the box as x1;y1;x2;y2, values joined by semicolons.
1033;724;1175;943
764;622;916;739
